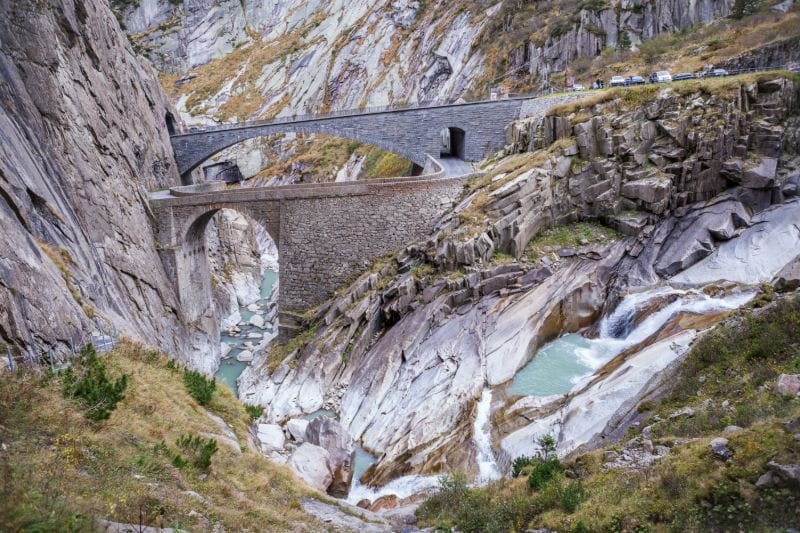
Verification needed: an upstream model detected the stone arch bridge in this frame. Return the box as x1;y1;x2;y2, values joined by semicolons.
172;97;546;180
154;95;578;338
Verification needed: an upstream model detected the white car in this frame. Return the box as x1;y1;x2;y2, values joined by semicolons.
609;76;626;87
655;71;672;83
569;84;586;91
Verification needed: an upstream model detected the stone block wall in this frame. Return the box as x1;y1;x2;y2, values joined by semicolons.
278;177;465;316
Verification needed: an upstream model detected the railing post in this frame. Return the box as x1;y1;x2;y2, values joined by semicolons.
6;347;14;372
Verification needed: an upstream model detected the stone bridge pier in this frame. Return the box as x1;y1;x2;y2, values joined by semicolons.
151;172;467;339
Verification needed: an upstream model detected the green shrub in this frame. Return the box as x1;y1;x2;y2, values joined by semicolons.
560;481;588;512
245;404;263;421
511;455;534;477
175;434;218;470
527;457;563;490
62;344;128;421
183;369;216;406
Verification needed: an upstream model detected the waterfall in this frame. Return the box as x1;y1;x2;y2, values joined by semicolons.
510;287;755;397
473;388;501;483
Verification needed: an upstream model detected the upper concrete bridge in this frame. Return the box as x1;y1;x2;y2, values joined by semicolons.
170;97;556;180
157;94;580;338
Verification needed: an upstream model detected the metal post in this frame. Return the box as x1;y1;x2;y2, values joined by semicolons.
6;347;14;372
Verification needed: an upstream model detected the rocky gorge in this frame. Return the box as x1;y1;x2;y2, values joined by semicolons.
2;0;800;530
236;75;800;513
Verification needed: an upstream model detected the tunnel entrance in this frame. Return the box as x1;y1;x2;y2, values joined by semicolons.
165;111;177;135
440;127;466;160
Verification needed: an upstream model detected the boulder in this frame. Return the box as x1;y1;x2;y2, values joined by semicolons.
286;418;310;442
764;461;800;488
249;314;266;328
306;417;356;497
257;423;285;453
774;374;800;396
220;342;232;359
740;158;778;189
289;443;332;492
709;437;733;460
621;177;671;205
668;406;695;419
722;425;743;435
236;349;253;362
774;258;800;292
368;495;399;512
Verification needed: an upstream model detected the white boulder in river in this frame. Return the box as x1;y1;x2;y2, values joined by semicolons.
286;418;310;442
236;350;253;362
257;423;285;453
305;417;356;497
289;443;332;493
249;314;265;328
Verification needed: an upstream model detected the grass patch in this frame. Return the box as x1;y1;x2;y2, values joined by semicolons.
523;221;620;262
0;339;317;531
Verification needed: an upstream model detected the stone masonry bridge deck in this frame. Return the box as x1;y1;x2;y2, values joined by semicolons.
171;96;567;180
155;94;580;338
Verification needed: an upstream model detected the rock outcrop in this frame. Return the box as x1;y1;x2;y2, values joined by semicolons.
239;77;800;491
0;0;219;370
510;0;734;84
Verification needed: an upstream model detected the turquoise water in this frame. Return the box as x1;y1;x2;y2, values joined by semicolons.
507;288;757;399
352;444;378;484
507;334;595;397
216;358;248;392
213;268;278;397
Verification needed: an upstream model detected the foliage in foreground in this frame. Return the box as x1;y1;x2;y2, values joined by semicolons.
0;340;314;532
61;344;128;421
183;368;216;406
417;294;800;532
418;435;587;532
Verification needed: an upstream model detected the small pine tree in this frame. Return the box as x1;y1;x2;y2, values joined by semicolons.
62;344;128;421
618;31;632;50
183;368;216;406
245;404;263;421
731;0;760;19
176;434;218;470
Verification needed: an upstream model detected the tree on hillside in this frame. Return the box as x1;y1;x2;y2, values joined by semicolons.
731;0;760;19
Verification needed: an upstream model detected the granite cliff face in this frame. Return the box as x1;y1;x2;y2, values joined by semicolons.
0;0;218;369
509;0;735;83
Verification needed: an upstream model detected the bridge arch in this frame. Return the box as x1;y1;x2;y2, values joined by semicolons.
168;99;530;180
175;124;432;181
179;205;280;329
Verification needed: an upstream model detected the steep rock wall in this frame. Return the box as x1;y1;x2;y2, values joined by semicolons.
0;0;217;369
512;0;734;83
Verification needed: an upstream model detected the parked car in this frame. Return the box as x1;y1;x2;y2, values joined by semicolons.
609;75;626;87
625;75;646;86
788;62;800;73
569;84;586;91
654;71;672;83
703;68;729;77
672;72;696;81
